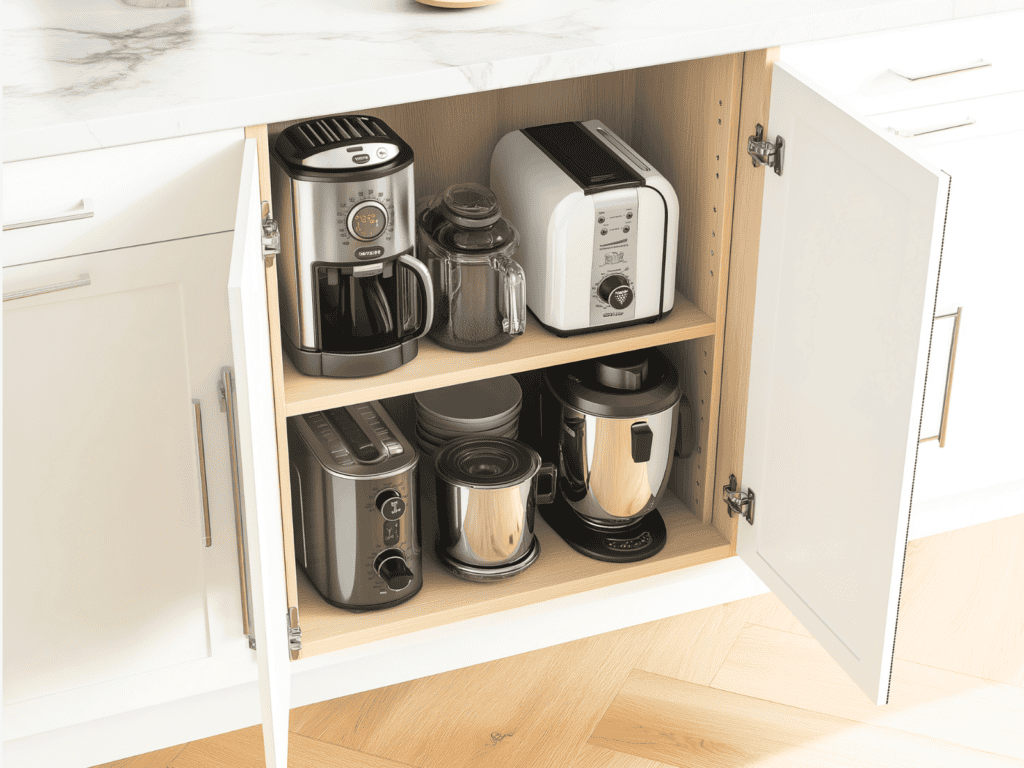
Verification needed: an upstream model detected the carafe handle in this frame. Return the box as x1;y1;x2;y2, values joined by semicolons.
537;463;559;505
492;255;526;337
397;253;435;342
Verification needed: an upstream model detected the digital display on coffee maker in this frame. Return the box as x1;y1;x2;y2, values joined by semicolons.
348;201;388;241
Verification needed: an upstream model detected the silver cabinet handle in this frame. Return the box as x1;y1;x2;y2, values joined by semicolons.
921;308;962;448
888;117;975;138
3;275;91;302
193;400;212;547
3;198;95;231
890;58;991;81
220;367;256;648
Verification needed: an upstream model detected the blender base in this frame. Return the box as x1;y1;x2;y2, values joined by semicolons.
540;497;667;563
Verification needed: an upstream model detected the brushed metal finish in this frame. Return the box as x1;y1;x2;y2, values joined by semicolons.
3;198;94;231
3;275;91;302
556;404;678;528
220;368;255;642
397;253;434;341
437;462;555;568
192;400;212;547
271;156;415;351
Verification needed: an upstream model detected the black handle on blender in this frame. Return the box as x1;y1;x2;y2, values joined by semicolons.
397;254;434;341
536;463;559;505
630;422;654;463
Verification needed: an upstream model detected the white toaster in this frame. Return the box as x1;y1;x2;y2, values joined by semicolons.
490;119;678;335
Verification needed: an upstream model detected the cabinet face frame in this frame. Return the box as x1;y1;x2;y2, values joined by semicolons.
248;50;763;662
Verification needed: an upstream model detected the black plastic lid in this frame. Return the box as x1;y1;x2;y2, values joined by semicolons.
543;348;681;419
522;122;643;195
435;436;540;490
271;114;414;182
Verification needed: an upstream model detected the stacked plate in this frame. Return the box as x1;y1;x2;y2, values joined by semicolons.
414;377;523;461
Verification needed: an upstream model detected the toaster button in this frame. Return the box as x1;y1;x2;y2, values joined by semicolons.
376;489;406;521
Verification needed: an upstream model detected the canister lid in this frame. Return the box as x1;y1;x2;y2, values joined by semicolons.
543;348;681;419
435;436;540;490
416;183;519;259
415;376;522;430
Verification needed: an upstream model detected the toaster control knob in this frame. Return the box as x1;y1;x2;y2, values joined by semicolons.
376;554;414;591
375;489;406;521
598;275;634;310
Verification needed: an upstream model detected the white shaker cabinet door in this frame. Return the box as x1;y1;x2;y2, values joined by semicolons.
226;138;291;768
2;220;256;735
737;63;949;705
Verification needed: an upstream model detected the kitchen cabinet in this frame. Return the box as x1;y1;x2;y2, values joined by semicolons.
5;13;1020;768
1;136;290;765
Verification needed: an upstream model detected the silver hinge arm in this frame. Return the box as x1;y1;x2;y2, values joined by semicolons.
722;474;755;525
747;124;784;176
261;201;280;267
288;606;302;658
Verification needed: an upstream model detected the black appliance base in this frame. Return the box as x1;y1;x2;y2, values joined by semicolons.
312;579;423;613
540;498;666;563
285;336;419;378
531;307;669;338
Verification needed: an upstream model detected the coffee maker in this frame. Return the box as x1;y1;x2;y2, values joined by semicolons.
271;115;434;378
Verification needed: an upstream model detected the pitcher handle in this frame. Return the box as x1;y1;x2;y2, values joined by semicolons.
398;253;435;342
537;463;559;505
492;255;526;337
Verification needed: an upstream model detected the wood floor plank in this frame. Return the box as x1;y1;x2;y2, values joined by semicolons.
93;744;186;768
589;669;1024;768
711;623;1024;759
169;726;415;768
894;514;1024;686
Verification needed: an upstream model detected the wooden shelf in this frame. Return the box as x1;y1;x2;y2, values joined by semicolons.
295;491;730;659
283;291;714;416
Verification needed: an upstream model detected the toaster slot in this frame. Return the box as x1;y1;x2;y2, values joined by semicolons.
523;122;643;194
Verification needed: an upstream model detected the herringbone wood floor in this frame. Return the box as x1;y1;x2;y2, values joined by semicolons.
97;514;1024;768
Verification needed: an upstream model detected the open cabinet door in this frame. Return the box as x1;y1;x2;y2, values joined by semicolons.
227;138;291;766
736;63;949;704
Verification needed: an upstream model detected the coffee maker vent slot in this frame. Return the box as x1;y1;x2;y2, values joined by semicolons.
330;118;351;139
315;120;341;143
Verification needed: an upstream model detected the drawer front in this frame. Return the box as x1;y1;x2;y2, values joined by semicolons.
2;128;244;267
781;11;1024;116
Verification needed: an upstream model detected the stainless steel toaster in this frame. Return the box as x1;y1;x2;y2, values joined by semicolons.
287;401;421;611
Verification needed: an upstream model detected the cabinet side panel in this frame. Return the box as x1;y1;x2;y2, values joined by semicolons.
713;48;779;548
244;125;300;633
632;54;744;526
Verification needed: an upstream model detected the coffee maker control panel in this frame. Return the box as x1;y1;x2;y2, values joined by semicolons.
590;188;639;326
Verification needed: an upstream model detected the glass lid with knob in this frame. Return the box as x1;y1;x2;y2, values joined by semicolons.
418;183;520;260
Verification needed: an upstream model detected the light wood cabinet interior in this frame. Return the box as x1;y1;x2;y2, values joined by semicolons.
251;49;770;660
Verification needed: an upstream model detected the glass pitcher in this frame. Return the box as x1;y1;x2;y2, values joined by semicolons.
416;183;526;352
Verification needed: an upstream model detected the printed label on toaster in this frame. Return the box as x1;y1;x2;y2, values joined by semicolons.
590;188;639;326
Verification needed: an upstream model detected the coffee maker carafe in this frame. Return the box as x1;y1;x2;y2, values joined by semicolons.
271;115;434;378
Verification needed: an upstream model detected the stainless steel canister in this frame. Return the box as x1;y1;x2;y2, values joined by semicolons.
434;436;556;576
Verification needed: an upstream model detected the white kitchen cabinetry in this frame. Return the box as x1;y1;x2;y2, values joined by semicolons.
2;137;289;766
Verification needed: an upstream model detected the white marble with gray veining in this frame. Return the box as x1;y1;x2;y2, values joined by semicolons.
2;0;1011;162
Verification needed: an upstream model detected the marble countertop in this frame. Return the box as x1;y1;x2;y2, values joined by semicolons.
1;0;1001;162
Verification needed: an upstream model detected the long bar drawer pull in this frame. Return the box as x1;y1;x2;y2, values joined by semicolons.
193;400;213;547
890;58;991;81
3;198;95;231
220;367;256;648
3;275;91;302
921;308;962;448
888;117;975;138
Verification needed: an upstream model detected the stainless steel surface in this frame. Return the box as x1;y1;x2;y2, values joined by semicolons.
303;143;400;170
220;368;255;645
556;404;678;528
288;606;302;659
436;536;541;582
192;400;212;548
594;126;651;171
722;473;755;525
890;58;991;81
288;411;421;610
3;198;94;231
748;123;784;175
292;401;417;479
271;156;414;351
436;438;554;569
920;307;963;447
3;275;91;302
888;117;975;138
261;205;280;267
398;253;434;341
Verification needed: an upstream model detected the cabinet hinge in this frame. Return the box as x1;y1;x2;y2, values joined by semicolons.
747;124;784;176
288;606;302;657
722;474;755;525
261;201;281;267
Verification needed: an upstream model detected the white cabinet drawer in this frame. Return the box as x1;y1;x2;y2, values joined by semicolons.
782;11;1024;116
2;129;245;268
